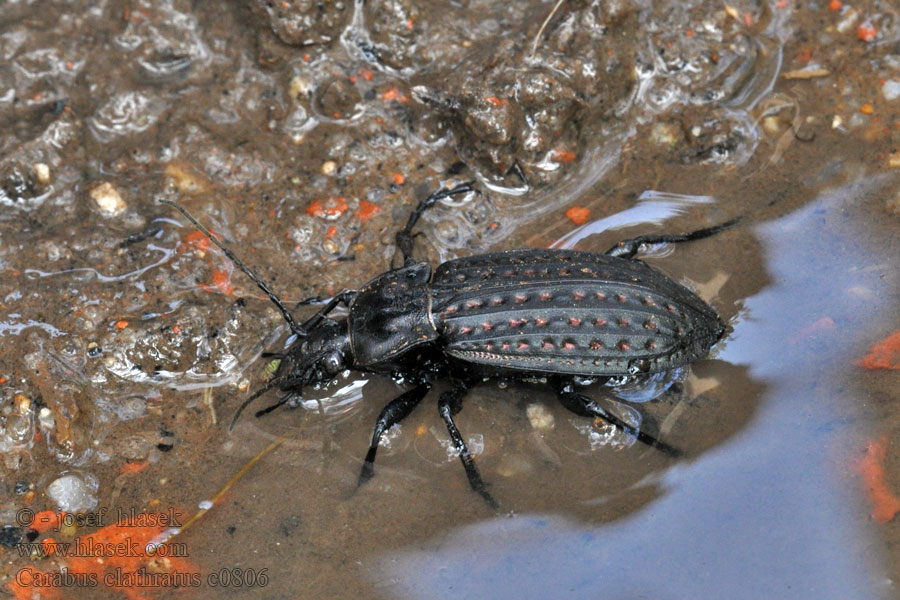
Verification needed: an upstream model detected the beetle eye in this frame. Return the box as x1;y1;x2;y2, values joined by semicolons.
322;352;343;375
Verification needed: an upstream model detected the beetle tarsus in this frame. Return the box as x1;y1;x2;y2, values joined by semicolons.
299;290;357;333
357;381;432;487
556;382;683;458
438;380;499;510
396;183;477;265
605;217;742;259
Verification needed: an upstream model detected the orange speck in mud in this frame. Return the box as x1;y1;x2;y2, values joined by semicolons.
32;511;64;533
552;148;577;163
565;206;591;226
178;229;222;253
326;225;338;239
0;376;6;383
357;200;382;222
685;28;694;37
172;324;180;335
776;0;788;8
742;11;753;26
392;172;405;185
828;0;842;10
484;95;508;107
114;320;129;330
381;86;408;103
857;329;900;370
795;47;813;64
859;103;874;114
349;74;357;84
858;437;900;523
120;460;149;475
302;53;310;62
306;196;349;220
200;269;235;296
857;22;877;42
406;17;413;30
359;68;373;82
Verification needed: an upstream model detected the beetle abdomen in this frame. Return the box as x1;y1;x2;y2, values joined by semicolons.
430;249;723;376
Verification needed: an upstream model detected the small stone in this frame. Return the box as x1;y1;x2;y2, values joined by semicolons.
90;182;127;216
0;526;23;549
649;122;678;146
33;163;50;184
38;407;54;430
164;163;209;195
289;75;310;98
883;80;900;102
321;160;337;176
13;394;31;416
46;473;99;512
322;238;340;255
835;7;858;33
526;403;555;431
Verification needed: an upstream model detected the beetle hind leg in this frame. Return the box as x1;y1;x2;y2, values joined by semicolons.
555;381;683;458
605;217;742;259
438;380;499;510
357;381;432;488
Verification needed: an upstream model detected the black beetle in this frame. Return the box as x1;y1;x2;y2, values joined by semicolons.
163;184;737;508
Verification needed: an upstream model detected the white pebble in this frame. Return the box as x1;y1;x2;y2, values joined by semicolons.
47;473;99;512
90;182;127;216
33;163;50;185
882;80;900;102
526;403;555;431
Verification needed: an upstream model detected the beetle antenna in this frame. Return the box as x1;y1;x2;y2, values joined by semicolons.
228;376;287;431
254;393;295;418
160;199;306;337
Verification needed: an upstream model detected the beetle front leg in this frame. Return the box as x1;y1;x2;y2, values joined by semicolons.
298;290;357;333
438;380;499;510
555;381;683;458
357;381;432;488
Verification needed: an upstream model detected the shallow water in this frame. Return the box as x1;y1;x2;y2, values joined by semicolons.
1;0;899;598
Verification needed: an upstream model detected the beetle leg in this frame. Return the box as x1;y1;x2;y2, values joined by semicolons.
605;217;742;259
395;183;477;265
438;381;499;509
299;290;358;332
555;382;683;458
357;381;432;488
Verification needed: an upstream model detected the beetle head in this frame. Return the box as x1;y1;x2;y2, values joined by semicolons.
283;317;352;386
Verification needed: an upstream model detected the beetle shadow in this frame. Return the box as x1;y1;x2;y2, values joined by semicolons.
459;358;765;522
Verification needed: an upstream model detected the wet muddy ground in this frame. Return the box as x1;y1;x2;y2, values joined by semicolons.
1;0;899;598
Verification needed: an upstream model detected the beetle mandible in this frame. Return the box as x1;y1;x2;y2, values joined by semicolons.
163;184;738;508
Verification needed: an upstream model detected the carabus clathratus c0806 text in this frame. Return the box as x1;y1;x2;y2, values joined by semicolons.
164;184;738;508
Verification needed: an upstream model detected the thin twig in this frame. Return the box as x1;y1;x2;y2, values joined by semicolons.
530;0;566;58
